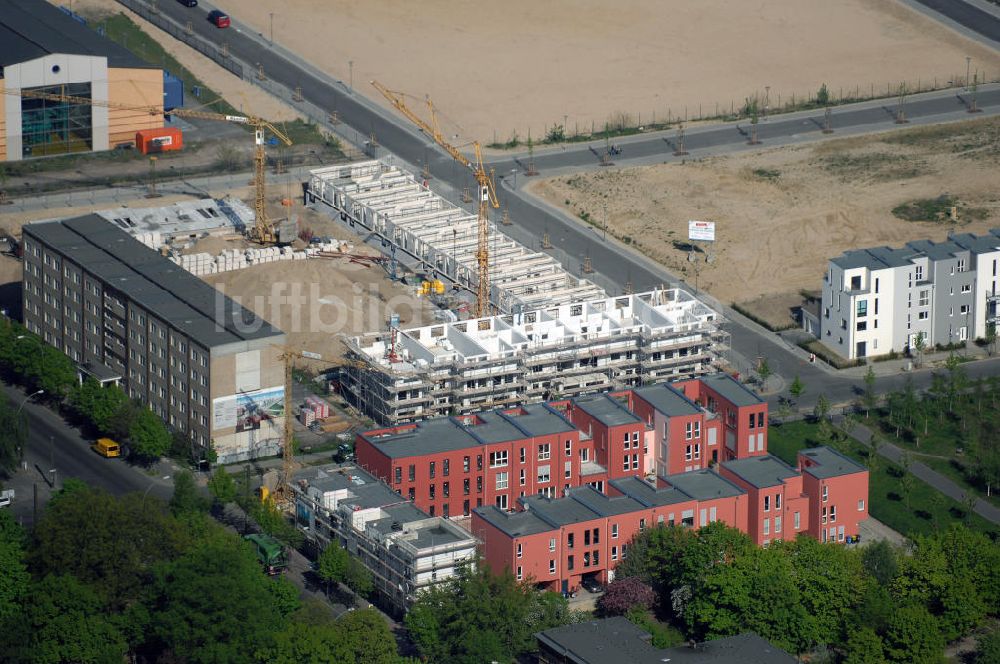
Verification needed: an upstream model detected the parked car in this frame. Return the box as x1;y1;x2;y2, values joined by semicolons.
580;577;604;594
208;9;230;28
176;0;197;7
333;443;355;463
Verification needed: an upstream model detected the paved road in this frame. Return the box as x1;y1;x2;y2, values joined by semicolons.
910;0;1000;44
834;414;1000;527
1;381;174;526
134;0;1000;408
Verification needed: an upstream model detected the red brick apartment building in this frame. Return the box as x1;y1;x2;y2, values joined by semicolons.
355;374;868;592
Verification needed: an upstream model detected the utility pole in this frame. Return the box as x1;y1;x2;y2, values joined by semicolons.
348;60;354;93
966;56;972;90
269;12;274;45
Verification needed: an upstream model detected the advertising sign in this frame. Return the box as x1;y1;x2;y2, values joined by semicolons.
688;220;716;242
213;385;284;432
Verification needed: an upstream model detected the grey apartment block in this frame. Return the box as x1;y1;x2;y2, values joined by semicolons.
20;215;284;462
292;464;478;615
817;230;1000;360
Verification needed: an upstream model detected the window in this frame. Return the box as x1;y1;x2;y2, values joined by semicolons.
764;495;770;512
822;485;828;502
685;422;693;440
632;431;640;447
914;265;924;281
918;290;929;307
693;421;701;439
593;550;600;565
830;505;837;522
463;456;470;472
408;487;415;501
443;459;450;476
516;543;522;558
691;447;699;462
794;511;801;530
568;555;574;570
537;467;550;484
856;300;867;317
748;412;756;430
685;444;693;461
962;283;972;294
477;476;483;493
639;518;646;532
584;530;591;546
477;455;483;471
775;516;782;533
623;456;630;472
549;559;556;574
489;450;508;468
443;481;450;497
516;566;522;581
520;469;526;486
593;528;600;544
763;518;770;536
960;304;970;315
429;484;436;500
567;533;575;549
565;439;572;456
612;523;619;539
549;538;556;552
408;465;416;481
918;311;928;320
496;472;508;490
958;258;967;273
565;461;572;479
463;478;470;495
538;443;551;460
775;493;781;510
583;552;591;568
612;546;618;561
429;462;436;479
857;321;867;331
622;543;629;559
822;507;828;524
394;467;402;484
858;499;865;511
520;447;526;464
496;494;508;510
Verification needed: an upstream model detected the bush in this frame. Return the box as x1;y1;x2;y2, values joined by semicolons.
598;577;656;616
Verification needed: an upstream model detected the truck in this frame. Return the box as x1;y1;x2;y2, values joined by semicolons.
244;533;289;575
0;489;14;508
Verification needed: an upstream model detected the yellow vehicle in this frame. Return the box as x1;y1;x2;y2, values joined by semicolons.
92;438;121;458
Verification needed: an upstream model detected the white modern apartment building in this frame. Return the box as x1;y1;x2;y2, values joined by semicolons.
292;464;478;616
811;231;1000;360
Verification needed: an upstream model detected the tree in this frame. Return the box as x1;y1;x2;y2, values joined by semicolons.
977;630;1000;664
757;359;772;388
912;332;927;368
343;557;374;597
331;609;400;664
843;627;886;664
31;484;189;610
0;395;28;473
207;467;237;506
597;576;656;616
882;604;944;663
816;83;830;105
146;529;293;661
789;375;804;402
405;560;571;663
862;540;898;587
316;542;349;594
0;511;28;623
813;394;831;422
169;470;208;517
68;379;130;436
788;537;866;648
128;406;171;463
6;574;128;664
862;366;878;417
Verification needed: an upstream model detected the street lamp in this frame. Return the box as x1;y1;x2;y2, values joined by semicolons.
966;56;972;90
16;389;44;415
269;12;274;45
510;168;517;188
348;60;354;93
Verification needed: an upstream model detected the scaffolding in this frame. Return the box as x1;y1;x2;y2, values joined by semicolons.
342;289;728;424
306;160;606;314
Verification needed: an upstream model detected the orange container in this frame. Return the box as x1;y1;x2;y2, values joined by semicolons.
136;127;183;154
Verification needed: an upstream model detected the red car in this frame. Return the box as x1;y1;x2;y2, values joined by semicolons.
208;9;230;28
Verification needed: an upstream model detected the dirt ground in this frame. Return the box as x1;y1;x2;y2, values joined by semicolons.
234;0;1000;143
528;117;1000;320
72;0;303;122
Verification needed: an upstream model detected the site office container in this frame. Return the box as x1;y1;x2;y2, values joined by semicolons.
136;127;183;154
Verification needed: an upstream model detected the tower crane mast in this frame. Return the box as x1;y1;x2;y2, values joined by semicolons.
371;81;499;317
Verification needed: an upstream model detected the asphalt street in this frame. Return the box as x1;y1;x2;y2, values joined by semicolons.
1;381;174;526
131;0;1000;408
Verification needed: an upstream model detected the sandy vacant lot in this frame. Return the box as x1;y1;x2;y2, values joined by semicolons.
528;117;1000;311
240;0;1000;142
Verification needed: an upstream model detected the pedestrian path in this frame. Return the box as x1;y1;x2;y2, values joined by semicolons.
833;414;1000;527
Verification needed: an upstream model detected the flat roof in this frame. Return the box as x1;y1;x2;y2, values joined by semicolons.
536;618;796;664
948;230;1000;255
563;486;646;517
722;455;800;489
0;0;152;69
502;403;578;437
24;216;282;349
474;504;554;538
663;469;746;501
799;447;867;480
573;394;641;427
634;382;701;417
293;464;428;520
522;492;603;527
361;418;478;458
700;373;763;407
609;476;696;507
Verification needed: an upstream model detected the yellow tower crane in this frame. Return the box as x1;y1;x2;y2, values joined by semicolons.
371;81;499;318
3;87;292;244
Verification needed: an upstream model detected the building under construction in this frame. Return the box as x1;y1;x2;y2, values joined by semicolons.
306;160;606;313
343;289;727;424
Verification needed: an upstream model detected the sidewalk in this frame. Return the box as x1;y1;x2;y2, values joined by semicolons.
832;414;1000;527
